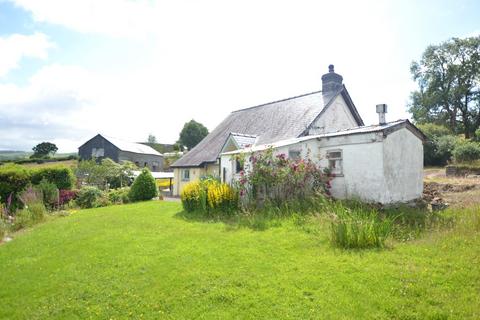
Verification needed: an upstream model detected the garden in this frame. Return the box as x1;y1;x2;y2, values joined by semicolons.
0;159;160;240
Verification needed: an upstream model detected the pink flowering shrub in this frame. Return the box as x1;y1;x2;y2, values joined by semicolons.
58;189;78;206
236;148;330;206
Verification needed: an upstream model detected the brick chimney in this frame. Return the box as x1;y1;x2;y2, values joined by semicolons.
322;64;343;101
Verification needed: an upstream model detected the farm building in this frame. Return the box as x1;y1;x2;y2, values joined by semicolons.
78;134;164;172
220;119;426;204
171;65;364;195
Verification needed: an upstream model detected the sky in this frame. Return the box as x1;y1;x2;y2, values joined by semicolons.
0;0;479;152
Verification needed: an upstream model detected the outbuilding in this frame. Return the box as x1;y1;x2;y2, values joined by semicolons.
78;134;164;172
220;119;426;204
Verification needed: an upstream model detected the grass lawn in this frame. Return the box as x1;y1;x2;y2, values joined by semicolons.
1;201;479;319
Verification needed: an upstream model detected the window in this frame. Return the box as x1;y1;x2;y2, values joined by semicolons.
91;148;104;157
327;150;343;175
288;149;301;160
235;159;243;174
182;169;190;181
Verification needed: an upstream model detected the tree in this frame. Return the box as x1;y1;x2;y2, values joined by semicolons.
147;134;157;144
177;120;209;150
408;36;480;138
32;142;58;158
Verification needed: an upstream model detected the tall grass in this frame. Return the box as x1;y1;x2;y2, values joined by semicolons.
327;201;394;249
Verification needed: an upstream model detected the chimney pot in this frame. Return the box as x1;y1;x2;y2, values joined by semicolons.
328;64;334;73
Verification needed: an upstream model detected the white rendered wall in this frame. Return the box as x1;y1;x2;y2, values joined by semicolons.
308;95;358;135
382;128;424;202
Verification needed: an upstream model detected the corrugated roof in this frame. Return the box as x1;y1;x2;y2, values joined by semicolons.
172;90;331;167
102;135;162;156
230;133;257;149
221;119;424;155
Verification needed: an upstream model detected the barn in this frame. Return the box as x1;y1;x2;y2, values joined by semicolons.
78;134;164;172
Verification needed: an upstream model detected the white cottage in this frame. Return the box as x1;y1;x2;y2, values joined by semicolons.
220;118;426;204
171;65;364;195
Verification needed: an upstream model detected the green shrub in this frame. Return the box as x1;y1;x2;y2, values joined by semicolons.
31;166;75;190
76;186;105;209
128;169;158;202
12;201;47;231
0;164;31;209
417;124;456;166
107;187;131;204
452;141;480;162
37;178;59;209
329;203;393;249
0;216;6;239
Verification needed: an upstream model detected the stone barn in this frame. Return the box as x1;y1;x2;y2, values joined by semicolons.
78;134;164;172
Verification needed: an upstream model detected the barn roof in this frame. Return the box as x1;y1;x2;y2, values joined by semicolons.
172;87;363;168
79;134;163;156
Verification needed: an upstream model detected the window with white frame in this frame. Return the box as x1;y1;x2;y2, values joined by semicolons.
91;148;104;157
288;149;301;160
327;150;343;175
182;169;190;181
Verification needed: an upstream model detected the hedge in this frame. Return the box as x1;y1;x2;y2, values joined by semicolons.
0;164;75;206
31;166;76;190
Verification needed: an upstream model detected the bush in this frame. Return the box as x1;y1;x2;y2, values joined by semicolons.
329;202;393;249
76;186;105;209
37;178;59;209
128;168;158;202
12;202;47;231
417;124;457;166
58;189;78;207
181;179;238;214
453;141;480;162
0;164;31;209
0;217;6;240
31;166;75;190
108;187;131;204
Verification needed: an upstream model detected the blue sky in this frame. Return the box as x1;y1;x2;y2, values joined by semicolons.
0;0;479;152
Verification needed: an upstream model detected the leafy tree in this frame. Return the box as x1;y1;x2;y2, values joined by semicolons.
75;158;136;190
417;123;458;166
147;134;157;144
409;36;480;138
32;142;58;158
128;168;158;201
177;120;209;150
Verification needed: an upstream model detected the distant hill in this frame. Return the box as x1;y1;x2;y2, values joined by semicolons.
0;151;31;161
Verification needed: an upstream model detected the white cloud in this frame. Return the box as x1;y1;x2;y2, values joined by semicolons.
10;0;158;38
0;32;53;77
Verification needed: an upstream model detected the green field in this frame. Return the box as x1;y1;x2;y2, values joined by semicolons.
1;201;479;319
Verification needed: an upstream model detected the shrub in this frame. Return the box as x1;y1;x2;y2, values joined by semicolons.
58;189;78;207
417;124;456;166
0;164;31;209
76;186;104;209
31;166;75;190
128;168;158;202
107;187;131;204
13;188;47;231
12;202;47;231
0;217;6;240
181;180;239;214
328;202;393;249
37;178;59;209
181;181;207;212
453;141;480;162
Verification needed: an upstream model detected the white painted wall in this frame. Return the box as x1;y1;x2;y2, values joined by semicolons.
221;127;424;204
308;95;358;135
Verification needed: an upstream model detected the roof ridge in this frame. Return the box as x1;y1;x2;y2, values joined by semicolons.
231;90;322;113
229;132;258;138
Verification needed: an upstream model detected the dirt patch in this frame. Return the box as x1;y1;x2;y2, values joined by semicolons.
423;180;480;208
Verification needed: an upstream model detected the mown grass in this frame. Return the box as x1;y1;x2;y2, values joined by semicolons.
0;201;479;319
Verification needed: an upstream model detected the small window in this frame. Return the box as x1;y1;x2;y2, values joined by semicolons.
182;169;190;181
288;149;301;160
327;150;343;175
235;159;243;174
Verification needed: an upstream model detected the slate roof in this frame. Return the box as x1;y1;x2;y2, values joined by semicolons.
84;134;162;156
172;87;362;167
221;119;426;155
